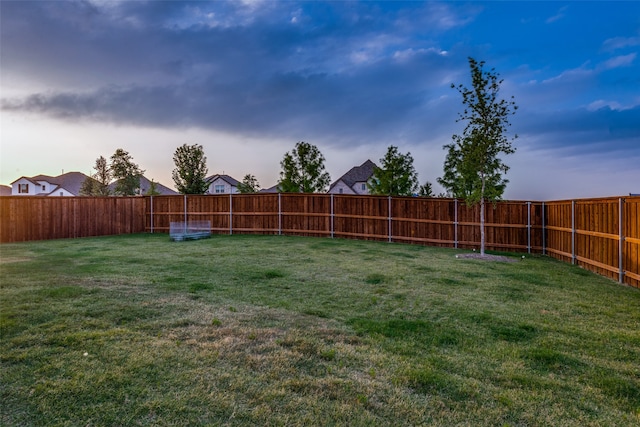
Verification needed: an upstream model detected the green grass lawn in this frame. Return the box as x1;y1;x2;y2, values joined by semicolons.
1;234;639;426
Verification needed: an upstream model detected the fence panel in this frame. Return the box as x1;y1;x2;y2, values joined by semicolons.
545;201;573;263
544;197;640;288
231;194;279;235
391;197;456;246
0;196;145;243
574;199;620;281
333;195;389;241
279;193;331;237
146;195;186;233
624;198;640;288
187;195;231;233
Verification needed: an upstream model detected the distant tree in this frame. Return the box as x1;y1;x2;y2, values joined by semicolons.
437;57;518;255
367;145;418;196
79;176;97;196
172;144;209;194
237;174;261;193
110;148;144;196
145;179;161;196
418;182;434;197
80;155;111;196
278;141;331;193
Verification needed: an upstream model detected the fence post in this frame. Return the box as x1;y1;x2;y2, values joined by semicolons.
388;196;391;243
74;198;78;238
229;193;233;235
278;193;282;236
150;196;154;233
527;201;531;254
330;194;334;239
184;195;187;235
619;197;625;284
454;199;458;249
571;200;576;265
541;202;546;255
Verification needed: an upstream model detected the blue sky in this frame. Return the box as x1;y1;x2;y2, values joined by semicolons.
1;0;639;199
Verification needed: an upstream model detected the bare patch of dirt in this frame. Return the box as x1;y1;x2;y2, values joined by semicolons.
0;257;33;264
455;253;520;263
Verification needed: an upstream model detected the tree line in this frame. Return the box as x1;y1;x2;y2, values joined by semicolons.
81;58;516;253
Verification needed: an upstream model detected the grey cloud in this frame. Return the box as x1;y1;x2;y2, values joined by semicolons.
515;105;640;156
1;0;462;148
2;0;638;160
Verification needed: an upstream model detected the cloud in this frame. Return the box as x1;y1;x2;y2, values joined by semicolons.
540;64;593;85
601;35;640;51
600;53;636;70
1;0;466;149
545;6;568;24
401;2;479;31
515;105;640;156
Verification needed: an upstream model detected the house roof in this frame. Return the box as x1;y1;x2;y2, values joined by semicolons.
11;172;91;196
0;185;11;196
329;159;377;192
206;174;240;187
259;184;281;193
108;175;178;195
138;176;178;195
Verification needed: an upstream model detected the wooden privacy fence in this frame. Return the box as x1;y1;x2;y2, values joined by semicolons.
545;197;640;288
146;194;544;254
1;194;638;288
0;196;145;243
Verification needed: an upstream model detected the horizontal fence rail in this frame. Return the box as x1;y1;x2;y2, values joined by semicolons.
1;194;638;288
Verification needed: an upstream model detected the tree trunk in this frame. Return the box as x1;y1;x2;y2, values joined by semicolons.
480;196;485;255
480;173;486;256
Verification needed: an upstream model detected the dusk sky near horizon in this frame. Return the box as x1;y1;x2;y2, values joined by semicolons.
1;0;639;200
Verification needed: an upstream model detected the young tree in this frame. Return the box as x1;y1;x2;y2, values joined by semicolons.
237;174;261;193
437;57;518;255
278;141;331;193
172;144;209;194
367;145;418;196
80;155;111;196
145;179;161;196
418;181;434;197
110;148;144;196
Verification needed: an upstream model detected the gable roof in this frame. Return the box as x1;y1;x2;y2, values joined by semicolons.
259;184;281;193
138;176;178;195
11;172;91;196
206;174;240;187
329;160;377;191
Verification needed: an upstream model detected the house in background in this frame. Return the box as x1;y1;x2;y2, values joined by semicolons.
0;185;12;196
10;172;177;196
328;160;377;195
206;174;240;194
10;172;91;196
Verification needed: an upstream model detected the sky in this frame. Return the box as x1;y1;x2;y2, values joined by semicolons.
1;0;639;200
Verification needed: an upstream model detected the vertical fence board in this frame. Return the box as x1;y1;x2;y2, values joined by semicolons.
623;198;640;288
